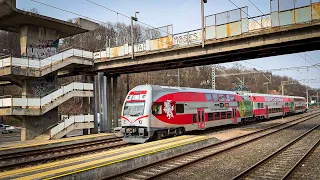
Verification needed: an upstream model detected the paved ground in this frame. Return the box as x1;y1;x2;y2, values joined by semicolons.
0;132;20;144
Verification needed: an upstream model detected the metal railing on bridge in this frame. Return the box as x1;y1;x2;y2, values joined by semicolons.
93;0;320;60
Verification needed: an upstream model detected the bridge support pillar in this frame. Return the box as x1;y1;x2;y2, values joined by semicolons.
20;73;59;140
92;75;99;134
107;76;112;132
112;75;119;128
98;72;108;133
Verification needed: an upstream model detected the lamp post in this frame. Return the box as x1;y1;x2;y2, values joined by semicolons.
127;11;139;94
201;0;207;48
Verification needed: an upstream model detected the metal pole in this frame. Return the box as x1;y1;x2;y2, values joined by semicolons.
317;91;319;107
201;0;206;48
212;65;216;90
282;84;284;96
126;74;130;94
306;89;309;109
177;69;180;87
131;17;134;60
92;75;98;134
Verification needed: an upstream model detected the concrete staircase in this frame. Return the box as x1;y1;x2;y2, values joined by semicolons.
0;48;94;79
0;82;93;115
49;115;94;139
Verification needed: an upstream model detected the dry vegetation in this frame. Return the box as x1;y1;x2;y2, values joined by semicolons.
0;17;318;126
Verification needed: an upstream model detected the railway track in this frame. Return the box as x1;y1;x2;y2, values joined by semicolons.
110;111;320;180
232;124;320;180
0;137;129;171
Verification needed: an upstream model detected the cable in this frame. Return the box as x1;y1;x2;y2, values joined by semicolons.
85;0;171;36
30;0;170;46
305;53;318;65
236;0;320;74
227;0;265;28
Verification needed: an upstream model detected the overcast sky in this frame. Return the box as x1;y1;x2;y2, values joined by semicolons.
17;0;320;88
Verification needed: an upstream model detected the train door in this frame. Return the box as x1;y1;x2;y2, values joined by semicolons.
232;107;237;123
197;108;205;129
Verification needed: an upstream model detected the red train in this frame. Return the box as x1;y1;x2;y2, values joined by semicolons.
121;85;307;143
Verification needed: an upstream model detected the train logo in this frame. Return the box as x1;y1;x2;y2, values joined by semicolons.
164;100;174;119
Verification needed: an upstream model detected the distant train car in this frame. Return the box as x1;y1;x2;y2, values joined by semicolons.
121;85;306;143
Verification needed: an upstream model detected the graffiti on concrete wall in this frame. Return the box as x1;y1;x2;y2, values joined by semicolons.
27;73;57;97
23;39;59;59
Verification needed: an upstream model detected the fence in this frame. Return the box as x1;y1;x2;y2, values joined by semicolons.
0;48;93;69
0;82;93;108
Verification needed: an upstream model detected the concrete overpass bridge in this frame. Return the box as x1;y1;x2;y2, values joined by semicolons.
1;0;320;141
91;2;320;75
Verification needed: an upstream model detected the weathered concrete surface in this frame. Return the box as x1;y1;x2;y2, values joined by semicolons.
0;56;94;80
0;133;116;155
0;91;93;116
57;137;219;180
93;20;320;75
21;107;58;141
0;0;96;38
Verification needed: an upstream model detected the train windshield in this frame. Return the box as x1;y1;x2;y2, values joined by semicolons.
123;102;145;116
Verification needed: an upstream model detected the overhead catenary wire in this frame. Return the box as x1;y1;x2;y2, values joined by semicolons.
85;0;172;36
245;0;320;74
30;0;170;47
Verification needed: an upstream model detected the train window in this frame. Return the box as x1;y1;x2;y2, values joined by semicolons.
205;94;213;101
225;95;231;101
214;112;220;120
257;103;260;108
193;114;197;123
212;94;219;101
227;111;232;118
221;112;226;119
176;104;184;114
152;104;162;115
261;103;264;108
219;94;225;101
230;95;235;101
208;113;214;121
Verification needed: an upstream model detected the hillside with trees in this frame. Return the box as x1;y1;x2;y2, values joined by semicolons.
0;14;318;126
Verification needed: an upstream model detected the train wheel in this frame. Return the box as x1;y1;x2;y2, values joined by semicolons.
177;128;183;136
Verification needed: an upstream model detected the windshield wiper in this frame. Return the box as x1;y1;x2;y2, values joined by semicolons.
130;112;141;116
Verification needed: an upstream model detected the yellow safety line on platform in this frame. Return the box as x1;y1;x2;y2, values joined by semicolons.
0;133;113;150
0;135;193;178
18;136;210;180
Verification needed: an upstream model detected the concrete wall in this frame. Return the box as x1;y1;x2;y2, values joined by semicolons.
21;107;58;140
20;25;60;59
22;72;58;97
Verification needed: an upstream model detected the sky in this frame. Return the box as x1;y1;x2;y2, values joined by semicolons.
16;0;320;89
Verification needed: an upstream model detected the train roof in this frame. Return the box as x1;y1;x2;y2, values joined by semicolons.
131;84;237;95
243;92;305;99
130;85;305;99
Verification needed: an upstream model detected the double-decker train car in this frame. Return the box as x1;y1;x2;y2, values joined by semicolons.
121;85;306;143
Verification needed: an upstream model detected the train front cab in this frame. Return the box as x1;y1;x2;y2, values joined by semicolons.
121;88;152;144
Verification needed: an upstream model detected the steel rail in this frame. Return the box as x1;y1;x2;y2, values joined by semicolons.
0;137;128;171
110;111;320;180
232;124;319;179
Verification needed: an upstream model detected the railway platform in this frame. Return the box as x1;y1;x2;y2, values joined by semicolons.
0;133;116;156
0;135;218;179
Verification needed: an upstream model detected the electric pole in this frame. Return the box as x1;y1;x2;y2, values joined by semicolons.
201;0;207;48
127;11;139;94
